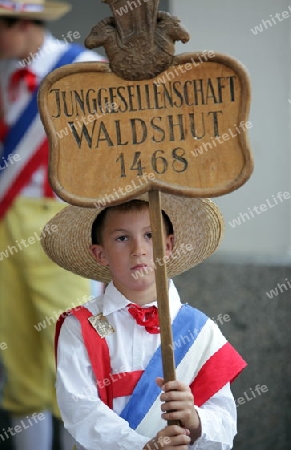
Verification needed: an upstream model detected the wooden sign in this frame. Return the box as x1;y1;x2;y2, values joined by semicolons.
38;0;254;421
38;52;253;206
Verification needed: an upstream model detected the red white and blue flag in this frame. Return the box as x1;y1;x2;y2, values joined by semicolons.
119;305;246;435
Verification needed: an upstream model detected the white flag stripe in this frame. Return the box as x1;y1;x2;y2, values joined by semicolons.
136;319;227;437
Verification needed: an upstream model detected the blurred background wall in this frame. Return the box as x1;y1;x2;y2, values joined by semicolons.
171;0;291;262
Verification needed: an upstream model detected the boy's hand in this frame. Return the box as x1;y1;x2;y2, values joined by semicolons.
143;425;190;450
156;377;201;444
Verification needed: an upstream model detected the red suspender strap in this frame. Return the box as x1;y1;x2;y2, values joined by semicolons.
55;307;113;409
55;307;145;405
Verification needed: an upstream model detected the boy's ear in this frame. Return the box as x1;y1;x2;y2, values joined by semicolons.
90;245;108;267
165;234;174;256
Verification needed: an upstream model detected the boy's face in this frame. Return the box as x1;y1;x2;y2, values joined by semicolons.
0;19;27;59
90;208;174;304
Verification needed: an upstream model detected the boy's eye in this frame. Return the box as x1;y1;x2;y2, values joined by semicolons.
116;235;128;242
145;232;152;239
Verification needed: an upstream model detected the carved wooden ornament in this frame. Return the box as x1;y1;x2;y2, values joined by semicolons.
38;52;253;206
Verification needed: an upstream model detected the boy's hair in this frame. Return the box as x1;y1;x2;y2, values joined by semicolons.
92;200;173;245
1;17;45;27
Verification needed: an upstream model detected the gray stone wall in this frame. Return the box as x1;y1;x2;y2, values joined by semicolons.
174;260;291;450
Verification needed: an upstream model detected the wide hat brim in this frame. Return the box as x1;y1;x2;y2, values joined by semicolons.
0;2;71;20
41;192;224;283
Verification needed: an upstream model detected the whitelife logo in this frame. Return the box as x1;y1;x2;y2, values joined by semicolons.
228;191;291;228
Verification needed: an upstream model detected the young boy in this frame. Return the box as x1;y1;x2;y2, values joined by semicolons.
42;192;247;450
0;2;104;449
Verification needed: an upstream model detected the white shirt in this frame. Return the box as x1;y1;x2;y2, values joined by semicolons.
56;280;237;450
0;33;103;198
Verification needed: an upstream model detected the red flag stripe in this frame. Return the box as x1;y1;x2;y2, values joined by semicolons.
190;342;247;407
0;119;9;142
112;371;144;398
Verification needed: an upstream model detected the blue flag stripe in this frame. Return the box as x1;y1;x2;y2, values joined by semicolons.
120;304;208;429
0;44;84;178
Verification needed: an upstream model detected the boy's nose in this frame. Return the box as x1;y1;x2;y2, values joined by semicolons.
131;238;147;256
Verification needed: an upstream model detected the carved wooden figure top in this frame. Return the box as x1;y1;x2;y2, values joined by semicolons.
85;0;190;80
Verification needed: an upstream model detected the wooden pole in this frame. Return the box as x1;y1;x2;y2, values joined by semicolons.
148;189;180;426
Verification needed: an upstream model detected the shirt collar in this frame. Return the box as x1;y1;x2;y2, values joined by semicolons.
102;279;182;320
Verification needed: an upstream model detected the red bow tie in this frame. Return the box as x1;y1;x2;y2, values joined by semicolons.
9;68;38;102
127;304;160;334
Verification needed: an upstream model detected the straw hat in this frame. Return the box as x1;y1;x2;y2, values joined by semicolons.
41;192;224;283
0;0;71;20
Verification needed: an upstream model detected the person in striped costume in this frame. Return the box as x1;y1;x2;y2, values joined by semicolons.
0;2;104;450
42;193;247;450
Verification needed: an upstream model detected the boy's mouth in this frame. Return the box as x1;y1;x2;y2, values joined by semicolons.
130;264;149;271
